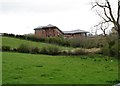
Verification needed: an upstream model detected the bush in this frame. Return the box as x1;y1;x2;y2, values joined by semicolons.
110;41;119;57
101;43;110;56
30;47;40;54
40;47;48;54
70;38;81;48
61;50;70;55
40;45;60;55
47;45;60;55
3;33;15;37
2;46;11;51
16;35;26;39
12;48;18;52
101;35;119;58
0;47;1;51
17;44;30;53
70;48;87;55
69;37;104;48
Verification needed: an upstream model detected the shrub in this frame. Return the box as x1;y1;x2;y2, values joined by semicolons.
101;41;111;56
69;37;104;48
40;47;48;54
0;47;1;51
101;35;119;58
2;46;11;51
61;50;70;55
47;45;60;55
3;33;15;37
16;35;26;39
70;48;87;55
17;44;30;53
30;47;40;54
70;39;80;48
12;48;18;52
110;41;119;57
40;45;60;55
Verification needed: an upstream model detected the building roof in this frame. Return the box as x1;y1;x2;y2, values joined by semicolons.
63;29;89;34
34;24;56;30
34;24;64;34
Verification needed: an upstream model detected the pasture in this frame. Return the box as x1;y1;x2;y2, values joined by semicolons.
2;52;118;84
1;36;72;50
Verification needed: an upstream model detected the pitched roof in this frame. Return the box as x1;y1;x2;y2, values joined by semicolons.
34;24;64;34
34;24;56;30
63;29;89;34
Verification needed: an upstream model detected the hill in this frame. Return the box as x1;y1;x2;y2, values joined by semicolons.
1;36;72;50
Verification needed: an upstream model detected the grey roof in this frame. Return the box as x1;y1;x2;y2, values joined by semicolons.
34;24;56;30
63;29;89;34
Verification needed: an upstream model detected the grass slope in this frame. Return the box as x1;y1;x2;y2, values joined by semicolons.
1;36;72;50
2;52;118;84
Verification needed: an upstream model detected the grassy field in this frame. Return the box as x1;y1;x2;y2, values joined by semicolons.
1;36;72;50
0;52;1;85
2;52;119;84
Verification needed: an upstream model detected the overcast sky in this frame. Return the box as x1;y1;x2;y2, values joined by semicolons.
0;0;117;35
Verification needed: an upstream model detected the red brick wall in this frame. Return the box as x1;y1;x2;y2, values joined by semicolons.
35;27;63;38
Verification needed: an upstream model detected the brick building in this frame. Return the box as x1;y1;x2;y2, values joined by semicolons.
34;24;89;38
63;29;88;38
34;24;63;38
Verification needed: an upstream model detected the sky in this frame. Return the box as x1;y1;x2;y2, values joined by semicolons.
0;0;118;35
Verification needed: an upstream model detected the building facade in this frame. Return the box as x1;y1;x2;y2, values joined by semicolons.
34;24;63;38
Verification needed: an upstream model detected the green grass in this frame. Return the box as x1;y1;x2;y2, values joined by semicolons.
0;36;2;85
0;52;2;85
1;36;72;50
0;36;2;47
2;52;119;84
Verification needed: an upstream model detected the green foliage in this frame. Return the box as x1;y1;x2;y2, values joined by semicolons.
30;47;40;54
17;44;40;54
40;47;48;54
101;35;119;58
40;45;60;55
2;46;11;51
69;37;104;48
110;40;119;57
17;44;30;53
47;45;60;55
101;43;110;56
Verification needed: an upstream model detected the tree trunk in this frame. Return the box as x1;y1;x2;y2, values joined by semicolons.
118;27;120;39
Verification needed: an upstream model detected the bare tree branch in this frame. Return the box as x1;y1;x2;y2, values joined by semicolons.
95;2;109;8
106;0;116;23
91;0;120;38
91;4;97;9
117;1;120;23
103;8;112;22
94;20;110;27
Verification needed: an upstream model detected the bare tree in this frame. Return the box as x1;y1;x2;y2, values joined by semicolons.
91;0;120;38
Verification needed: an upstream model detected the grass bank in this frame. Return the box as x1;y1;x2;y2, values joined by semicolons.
2;52;119;84
1;36;72;50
